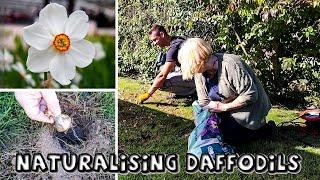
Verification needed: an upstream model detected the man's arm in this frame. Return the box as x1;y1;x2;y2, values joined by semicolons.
147;61;176;95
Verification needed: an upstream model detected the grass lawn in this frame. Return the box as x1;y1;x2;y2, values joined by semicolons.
118;77;320;179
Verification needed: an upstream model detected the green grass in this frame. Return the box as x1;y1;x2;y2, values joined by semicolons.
118;77;320;179
0;93;32;148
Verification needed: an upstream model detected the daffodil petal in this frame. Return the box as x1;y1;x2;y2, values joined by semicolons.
23;22;53;50
94;42;106;60
65;10;89;41
67;39;94;68
39;3;68;35
49;54;75;85
26;47;56;72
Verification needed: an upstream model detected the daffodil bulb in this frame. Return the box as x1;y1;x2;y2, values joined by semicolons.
22;3;95;85
54;114;72;132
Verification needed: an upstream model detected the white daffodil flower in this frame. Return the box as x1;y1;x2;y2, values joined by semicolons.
0;49;14;71
93;42;106;60
22;3;95;85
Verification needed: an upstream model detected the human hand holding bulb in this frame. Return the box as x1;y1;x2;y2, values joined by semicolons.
15;91;61;124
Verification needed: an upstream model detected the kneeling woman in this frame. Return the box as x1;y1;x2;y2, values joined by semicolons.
178;38;273;145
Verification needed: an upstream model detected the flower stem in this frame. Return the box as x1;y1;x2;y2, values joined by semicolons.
42;72;52;88
44;72;48;81
47;73;52;88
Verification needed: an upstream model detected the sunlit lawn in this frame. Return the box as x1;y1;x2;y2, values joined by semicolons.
118;77;320;180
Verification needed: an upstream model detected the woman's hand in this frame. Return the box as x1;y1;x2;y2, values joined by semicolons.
203;101;228;113
15;91;61;123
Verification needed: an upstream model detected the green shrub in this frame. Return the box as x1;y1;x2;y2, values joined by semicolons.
118;0;320;107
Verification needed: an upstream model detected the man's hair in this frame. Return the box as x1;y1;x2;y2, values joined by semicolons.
149;24;168;35
178;38;213;80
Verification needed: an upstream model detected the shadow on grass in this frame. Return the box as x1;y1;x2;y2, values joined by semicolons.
143;101;180;107
119;99;320;179
143;101;194;107
277;124;320;148
118;99;194;154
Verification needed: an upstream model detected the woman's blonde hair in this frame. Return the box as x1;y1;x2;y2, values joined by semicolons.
178;38;213;80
